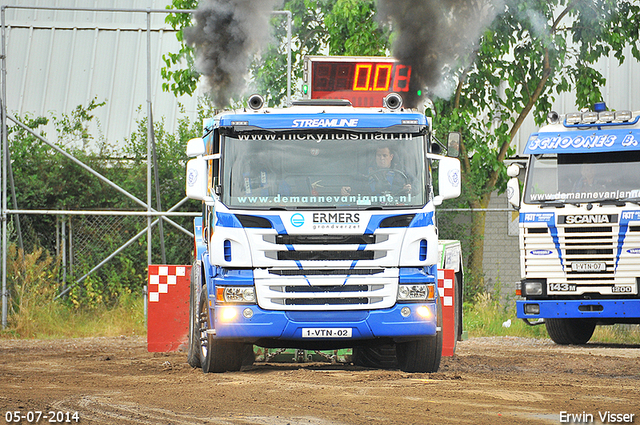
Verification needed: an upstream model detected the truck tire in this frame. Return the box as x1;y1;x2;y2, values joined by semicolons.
242;344;255;367
545;318;596;345
187;264;201;368
198;288;243;373
396;298;443;373
352;344;398;369
453;271;462;351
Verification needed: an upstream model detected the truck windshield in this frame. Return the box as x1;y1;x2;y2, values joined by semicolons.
221;132;428;209
524;151;640;203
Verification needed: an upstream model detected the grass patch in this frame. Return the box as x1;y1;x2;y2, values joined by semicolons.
1;293;146;339
2;244;146;339
590;324;640;345
463;292;548;339
463;292;640;345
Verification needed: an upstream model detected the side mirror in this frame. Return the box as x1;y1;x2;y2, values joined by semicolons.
186;157;213;202
447;132;461;158
507;163;521;178
437;156;461;201
507;177;520;210
186;137;205;157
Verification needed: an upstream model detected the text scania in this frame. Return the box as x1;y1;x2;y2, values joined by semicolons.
292;118;358;128
563;215;613;224
313;213;360;223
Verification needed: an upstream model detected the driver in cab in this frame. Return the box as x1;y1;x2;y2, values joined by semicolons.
341;145;412;196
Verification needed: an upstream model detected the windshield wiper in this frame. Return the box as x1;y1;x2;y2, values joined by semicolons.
537;199;581;208
592;199;627;207
619;196;640;206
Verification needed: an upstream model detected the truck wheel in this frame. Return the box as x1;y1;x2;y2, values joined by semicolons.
545;318;596;345
352;344;398;369
453;271;462;352
198;288;243;373
186;264;201;368
242;344;255;367
396;299;443;373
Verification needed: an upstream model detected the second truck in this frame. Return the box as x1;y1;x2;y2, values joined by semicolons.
508;102;640;344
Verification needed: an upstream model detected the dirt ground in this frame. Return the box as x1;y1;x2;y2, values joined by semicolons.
1;336;639;425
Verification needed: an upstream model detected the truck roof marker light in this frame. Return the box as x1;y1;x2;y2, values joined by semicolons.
248;94;265;110
594;102;607;112
384;92;403;110
615;110;632;122
565;112;582;125
547;111;559;124
599;111;615;123
582;111;598;123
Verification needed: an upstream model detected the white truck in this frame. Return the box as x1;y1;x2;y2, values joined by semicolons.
507;102;640;344
184;56;464;372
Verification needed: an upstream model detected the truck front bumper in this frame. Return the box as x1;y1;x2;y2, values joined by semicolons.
211;302;438;341
517;299;640;319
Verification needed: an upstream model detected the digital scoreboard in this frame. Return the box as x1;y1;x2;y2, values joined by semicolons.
303;56;412;107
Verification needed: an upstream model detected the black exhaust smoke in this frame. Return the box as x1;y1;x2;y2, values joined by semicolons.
376;0;503;107
184;0;282;107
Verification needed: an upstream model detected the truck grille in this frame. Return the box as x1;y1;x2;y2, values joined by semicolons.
524;220;640;291
249;226;407;310
269;268;384;276
263;232;389;263
563;226;615;282
277;250;376;261
254;268;398;311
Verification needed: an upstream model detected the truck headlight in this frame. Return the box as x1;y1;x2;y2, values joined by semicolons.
216;286;256;304
523;281;543;296
398;284;435;301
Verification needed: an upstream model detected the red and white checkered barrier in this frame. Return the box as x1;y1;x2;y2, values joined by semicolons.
437;269;456;357
147;265;191;352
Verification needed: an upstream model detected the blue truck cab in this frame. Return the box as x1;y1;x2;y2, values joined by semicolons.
185;95;462;372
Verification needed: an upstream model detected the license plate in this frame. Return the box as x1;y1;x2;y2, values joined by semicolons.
302;328;352;338
571;262;606;272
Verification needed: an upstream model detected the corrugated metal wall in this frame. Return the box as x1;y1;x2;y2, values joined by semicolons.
514;45;640;153
3;0;200;148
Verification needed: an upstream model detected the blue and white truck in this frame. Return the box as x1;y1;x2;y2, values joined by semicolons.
507;103;640;344
184;57;464;372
